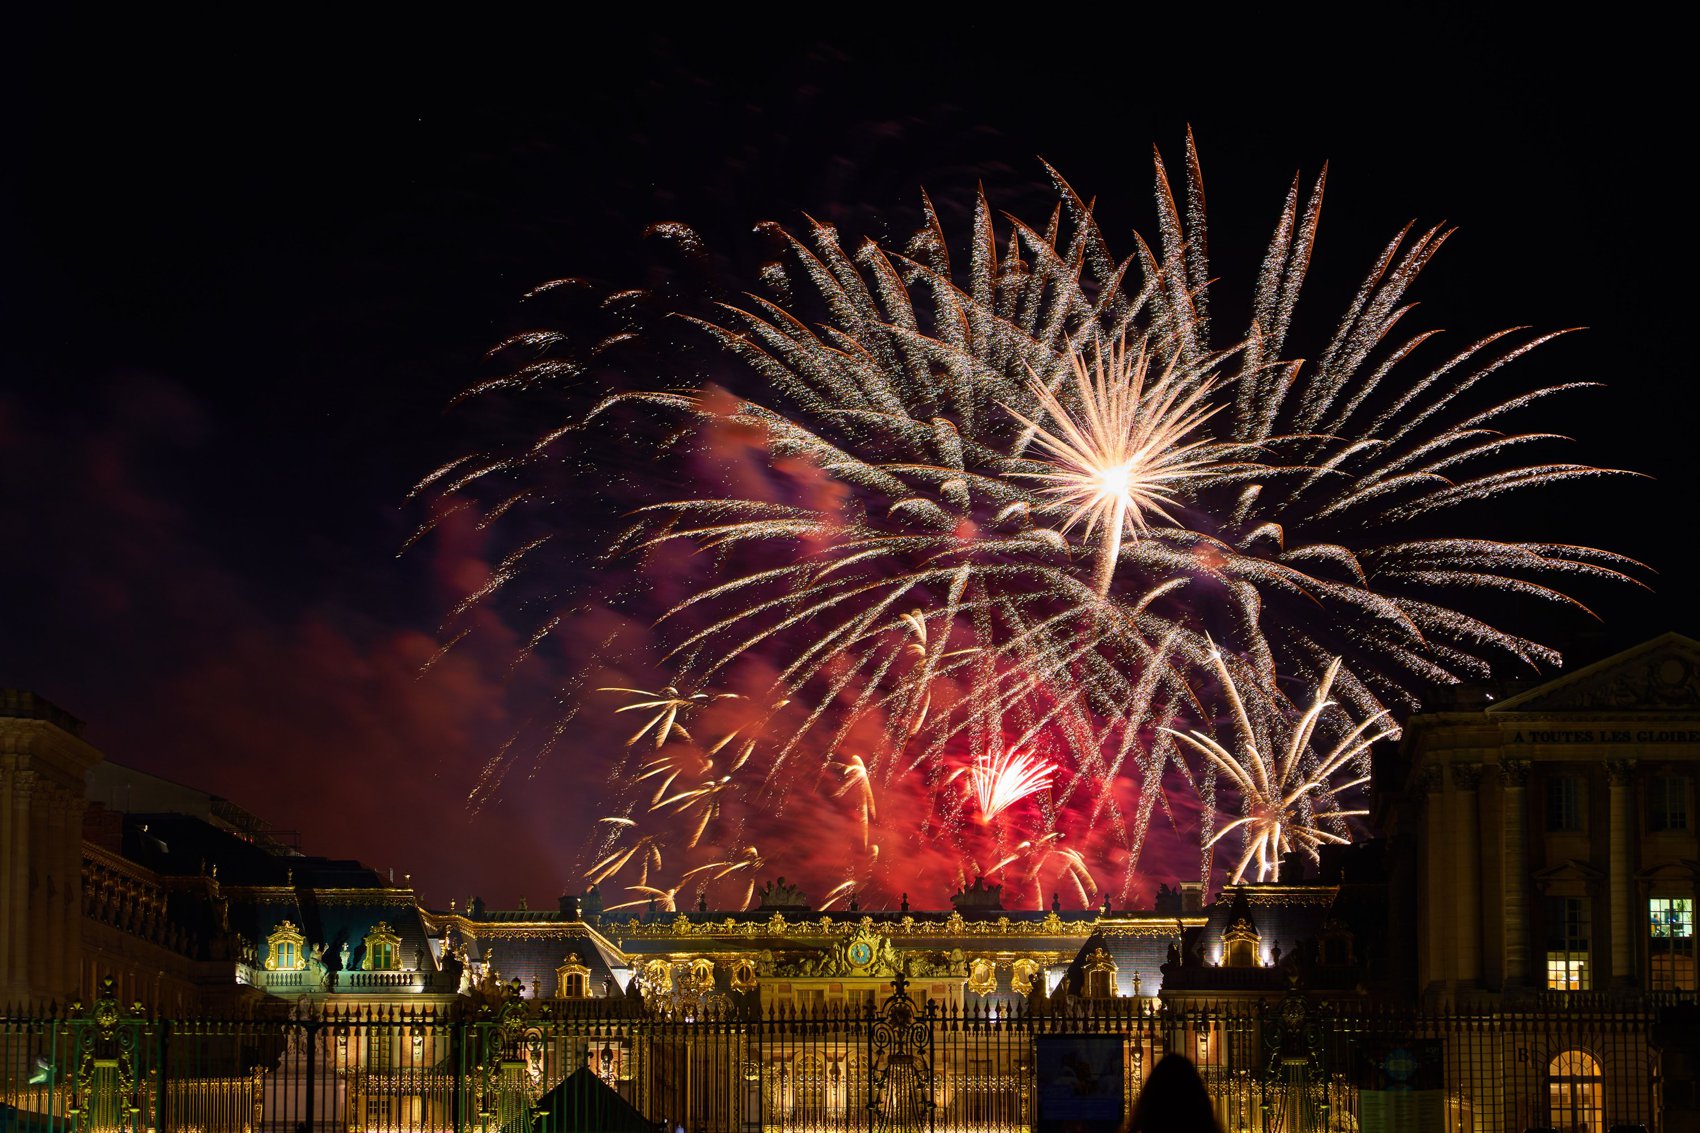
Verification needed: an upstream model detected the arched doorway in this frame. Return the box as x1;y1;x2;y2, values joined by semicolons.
1548;1049;1603;1133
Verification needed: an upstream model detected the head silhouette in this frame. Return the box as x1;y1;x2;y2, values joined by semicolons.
1126;1053;1220;1132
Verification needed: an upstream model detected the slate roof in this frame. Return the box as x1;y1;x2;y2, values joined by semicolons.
426;910;627;1000
1060;924;1179;998
1153;882;1377;995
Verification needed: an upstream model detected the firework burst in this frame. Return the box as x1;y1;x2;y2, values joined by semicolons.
1166;651;1398;884
430;132;1638;907
951;746;1058;824
1007;335;1233;595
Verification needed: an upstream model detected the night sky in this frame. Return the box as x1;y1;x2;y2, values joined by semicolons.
2;28;1689;909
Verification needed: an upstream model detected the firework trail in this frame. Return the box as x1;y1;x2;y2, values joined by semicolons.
1166;651;1397;884
426;132;1637;908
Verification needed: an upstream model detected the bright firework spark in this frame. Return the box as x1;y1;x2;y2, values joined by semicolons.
586;822;662;887
950;746;1058;823
605;883;679;913
655;778;733;849
1007;336;1232;594
681;845;765;909
602;685;740;749
985;831;1096;908
636;747;713;806
433;131;1639;907
1165;651;1397;884
832;754;878;847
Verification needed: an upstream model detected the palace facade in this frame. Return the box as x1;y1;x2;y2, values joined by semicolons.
3;633;1699;1131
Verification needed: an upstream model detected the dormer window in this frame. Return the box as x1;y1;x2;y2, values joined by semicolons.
1317;918;1355;967
362;921;403;971
557;953;592;999
265;921;308;971
1083;948;1117;998
1222;916;1262;967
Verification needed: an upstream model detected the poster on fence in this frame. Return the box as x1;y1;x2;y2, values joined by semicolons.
1356;1039;1446;1132
1034;1034;1125;1133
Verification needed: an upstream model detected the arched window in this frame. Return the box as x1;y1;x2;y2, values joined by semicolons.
1222;916;1261;967
362;922;402;971
1548;1049;1603;1133
557;953;591;999
1083;948;1117;998
794;1052;827;1125
265;920;307;971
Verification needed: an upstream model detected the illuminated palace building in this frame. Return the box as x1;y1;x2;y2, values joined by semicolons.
4;635;1700;1132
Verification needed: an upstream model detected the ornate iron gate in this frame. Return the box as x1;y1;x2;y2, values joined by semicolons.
866;974;935;1133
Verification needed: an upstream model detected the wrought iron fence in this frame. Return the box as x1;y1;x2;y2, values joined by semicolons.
0;976;1666;1132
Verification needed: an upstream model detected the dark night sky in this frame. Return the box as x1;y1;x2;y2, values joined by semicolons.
2;26;1689;907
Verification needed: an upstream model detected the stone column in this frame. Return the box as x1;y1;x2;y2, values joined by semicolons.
48;789;78;1002
8;770;36;1002
1501;760;1531;988
1416;764;1446;992
1453;763;1484;987
1606;759;1637;988
0;762;14;996
39;785;59;1000
26;780;50;1000
63;792;84;1003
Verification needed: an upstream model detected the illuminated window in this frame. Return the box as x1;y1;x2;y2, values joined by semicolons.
1647;776;1689;832
1083;947;1118;997
557;953;592;998
1546;776;1583;832
368;1026;393;1069
1649;898;1695;992
1545;897;1590;990
1548;1049;1602;1133
265;921;308;972
362;922;403;971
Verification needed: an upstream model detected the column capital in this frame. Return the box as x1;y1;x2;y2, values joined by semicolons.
1499;760;1531;788
1451;762;1484;791
11;769;37;800
1605;758;1637;787
1414;764;1444;794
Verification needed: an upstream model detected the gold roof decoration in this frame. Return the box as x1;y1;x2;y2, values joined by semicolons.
966;957;998;997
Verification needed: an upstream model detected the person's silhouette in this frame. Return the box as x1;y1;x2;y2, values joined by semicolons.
1124;1053;1221;1132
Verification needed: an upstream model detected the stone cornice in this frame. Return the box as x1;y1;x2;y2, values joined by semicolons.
606;910;1101;940
223;886;416;906
1098;917;1210;936
1220;885;1339;908
83;843;163;888
0;716;104;782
